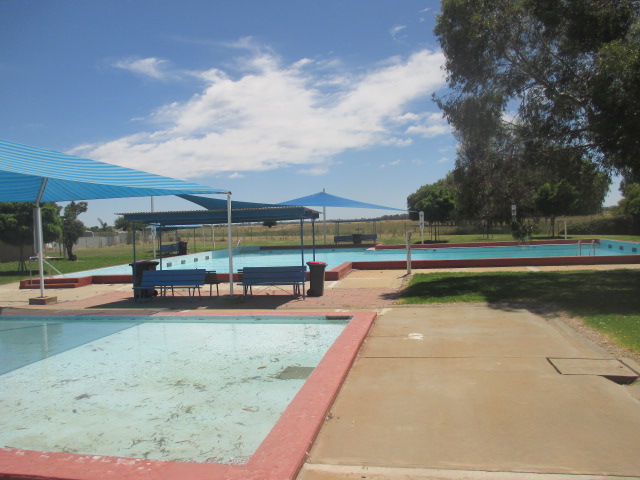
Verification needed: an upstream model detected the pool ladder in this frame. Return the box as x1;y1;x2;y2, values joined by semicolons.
576;240;596;256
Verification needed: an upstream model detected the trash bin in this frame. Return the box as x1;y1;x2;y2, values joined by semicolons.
352;233;363;244
130;260;159;298
178;241;188;255
307;261;327;297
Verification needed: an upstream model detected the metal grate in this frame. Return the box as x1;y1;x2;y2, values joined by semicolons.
276;366;315;380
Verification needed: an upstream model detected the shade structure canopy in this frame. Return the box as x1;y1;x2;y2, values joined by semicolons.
278;191;407;212
0;138;228;297
121;194;320;225
0;139;226;202
278;190;408;244
121;194;321;276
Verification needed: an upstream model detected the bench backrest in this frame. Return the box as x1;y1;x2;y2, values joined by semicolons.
204;271;220;284
242;266;306;283
140;268;206;287
334;234;377;242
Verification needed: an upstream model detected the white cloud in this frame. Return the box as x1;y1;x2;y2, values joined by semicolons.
229;172;244;179
404;112;450;138
74;47;447;180
113;57;171;80
390;25;407;42
380;159;401;168
437;156;450;164
297;166;329;176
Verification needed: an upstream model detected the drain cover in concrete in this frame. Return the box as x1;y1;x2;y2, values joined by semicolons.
276;366;314;380
548;358;638;384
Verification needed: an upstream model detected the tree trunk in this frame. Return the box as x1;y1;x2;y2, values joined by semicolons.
65;242;77;261
17;245;26;272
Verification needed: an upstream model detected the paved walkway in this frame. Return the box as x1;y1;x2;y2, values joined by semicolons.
298;305;640;479
1;265;640;479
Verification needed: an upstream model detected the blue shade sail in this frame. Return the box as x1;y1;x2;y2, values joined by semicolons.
0;139;226;202
278;191;407;212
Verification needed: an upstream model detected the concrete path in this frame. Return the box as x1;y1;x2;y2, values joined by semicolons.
298;305;640;479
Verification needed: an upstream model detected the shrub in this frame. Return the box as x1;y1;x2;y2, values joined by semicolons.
567;215;637;235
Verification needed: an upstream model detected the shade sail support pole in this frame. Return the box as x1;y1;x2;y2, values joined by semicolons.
312;220;316;261
227;192;234;295
322;188;327;245
35;178;48;298
300;219;304;267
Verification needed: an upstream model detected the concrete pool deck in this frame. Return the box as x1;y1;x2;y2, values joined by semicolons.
1;264;640;479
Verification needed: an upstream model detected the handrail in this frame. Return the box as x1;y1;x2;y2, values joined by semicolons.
29;256;66;278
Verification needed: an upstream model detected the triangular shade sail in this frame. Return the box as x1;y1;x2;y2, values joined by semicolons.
278;191;406;212
179;194;270;210
0;139;226;202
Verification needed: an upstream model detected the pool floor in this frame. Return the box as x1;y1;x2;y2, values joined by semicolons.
0;315;347;464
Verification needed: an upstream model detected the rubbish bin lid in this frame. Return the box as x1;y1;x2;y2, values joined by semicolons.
307;261;327;265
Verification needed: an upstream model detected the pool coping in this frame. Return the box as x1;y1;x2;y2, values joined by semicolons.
0;311;376;480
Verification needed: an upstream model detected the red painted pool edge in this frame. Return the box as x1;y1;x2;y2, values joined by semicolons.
0;311;376;480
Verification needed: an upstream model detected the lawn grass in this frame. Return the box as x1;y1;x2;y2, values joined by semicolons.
0;245;156;285
400;269;640;352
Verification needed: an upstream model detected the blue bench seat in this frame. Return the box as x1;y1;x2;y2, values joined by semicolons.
134;268;206;300
158;243;179;255
241;266;306;298
334;233;377;244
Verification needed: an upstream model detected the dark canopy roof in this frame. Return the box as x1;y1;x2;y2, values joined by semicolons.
121;195;319;226
278;191;407;212
0;139;225;202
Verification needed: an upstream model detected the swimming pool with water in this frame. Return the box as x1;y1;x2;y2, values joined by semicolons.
66;239;640;278
0;314;348;464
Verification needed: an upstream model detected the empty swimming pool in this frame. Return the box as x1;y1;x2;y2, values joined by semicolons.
0;314;348;464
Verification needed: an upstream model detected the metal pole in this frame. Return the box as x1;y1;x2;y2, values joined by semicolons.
312;220;316;261
300;219;305;267
212;224;215;251
151;196;156;258
35;203;45;298
322;187;327;245
406;231;412;275
227;192;234;295
158;228;163;270
35;178;48;298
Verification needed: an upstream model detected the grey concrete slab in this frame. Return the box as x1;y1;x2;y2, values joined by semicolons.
363;306;605;359
303;306;640;478
299;463;640;480
307;357;640;476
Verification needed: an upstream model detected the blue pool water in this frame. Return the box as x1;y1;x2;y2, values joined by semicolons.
66;239;639;278
0;315;348;464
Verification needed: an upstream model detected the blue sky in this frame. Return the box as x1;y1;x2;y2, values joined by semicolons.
0;1;620;226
